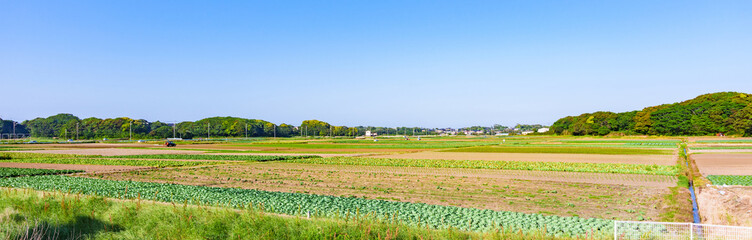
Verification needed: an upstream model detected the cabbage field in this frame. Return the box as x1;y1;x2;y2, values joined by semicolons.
0;175;613;237
707;175;752;186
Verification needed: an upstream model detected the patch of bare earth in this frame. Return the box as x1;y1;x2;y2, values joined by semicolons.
697;185;752;227
0;162;151;173
692;154;752;175
92;162;670;221
368;152;676;165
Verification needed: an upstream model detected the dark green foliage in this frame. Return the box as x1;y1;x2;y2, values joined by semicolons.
0;167;82;178
552;92;752;136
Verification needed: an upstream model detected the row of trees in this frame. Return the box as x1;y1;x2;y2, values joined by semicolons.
14;113;554;139
19;114;307;139
551;92;752;136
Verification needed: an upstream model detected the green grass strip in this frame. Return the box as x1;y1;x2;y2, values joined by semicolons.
106;154;321;161
287;157;677;175
443;146;673;155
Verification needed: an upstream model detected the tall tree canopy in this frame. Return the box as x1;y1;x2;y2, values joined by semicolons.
551;92;752;136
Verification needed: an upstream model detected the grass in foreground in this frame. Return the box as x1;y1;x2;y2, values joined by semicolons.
288;157;678;175
443;146;673;155
0;189;603;240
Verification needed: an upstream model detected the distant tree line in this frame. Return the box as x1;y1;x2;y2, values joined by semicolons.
551;92;752;136
9;113;552;139
17;114;308;139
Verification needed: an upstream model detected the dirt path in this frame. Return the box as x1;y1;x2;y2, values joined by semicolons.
368;151;677;165
697;185;752;227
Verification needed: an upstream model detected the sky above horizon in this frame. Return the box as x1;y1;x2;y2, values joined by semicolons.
2;1;751;128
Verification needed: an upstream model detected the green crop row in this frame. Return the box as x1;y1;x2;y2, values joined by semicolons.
0;175;612;237
0;167;82;178
443;146;673;155
106;154;321;161
707;175;752;186
287;157;677;176
0;158;217;168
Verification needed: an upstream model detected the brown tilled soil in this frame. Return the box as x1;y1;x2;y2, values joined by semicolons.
692;154;752;175
0;162;151;173
697;185;752;227
368;152;676;165
15;148;201;156
92;162;671;220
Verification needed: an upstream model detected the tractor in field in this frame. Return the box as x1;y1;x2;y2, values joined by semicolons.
164;141;176;147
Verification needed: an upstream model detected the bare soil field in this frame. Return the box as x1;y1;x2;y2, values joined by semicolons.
0;162;151;173
697;185;752;227
692;154;752;175
16;148;200;156
92;162;671;220
368;151;676;165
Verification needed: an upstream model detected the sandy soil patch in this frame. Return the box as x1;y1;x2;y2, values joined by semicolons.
0;162;151;173
368;152;676;165
692;154;752;175
16;148;201;156
93;162;671;220
697;185;752;227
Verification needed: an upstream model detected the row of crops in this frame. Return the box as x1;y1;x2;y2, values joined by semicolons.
105;154;322;161
0;167;82;178
443;146;673;155
707;175;752;186
0;157;218;168
287;157;678;175
0;175;613;237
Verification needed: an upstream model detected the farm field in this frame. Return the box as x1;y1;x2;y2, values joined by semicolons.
687;138;752;227
0;136;693;238
91;162;673;220
691;153;752;175
367;151;676;165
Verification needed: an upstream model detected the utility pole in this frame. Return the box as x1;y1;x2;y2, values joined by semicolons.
76;122;79;140
207;123;210;139
129;121;132;140
173;123;176;138
273;125;276;138
245;124;248;139
13;121;16;139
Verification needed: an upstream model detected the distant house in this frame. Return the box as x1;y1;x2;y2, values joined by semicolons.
521;131;534;135
496;133;509;136
537;128;550;133
365;131;377;137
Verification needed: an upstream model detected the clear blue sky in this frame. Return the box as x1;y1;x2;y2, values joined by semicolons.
2;1;751;128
